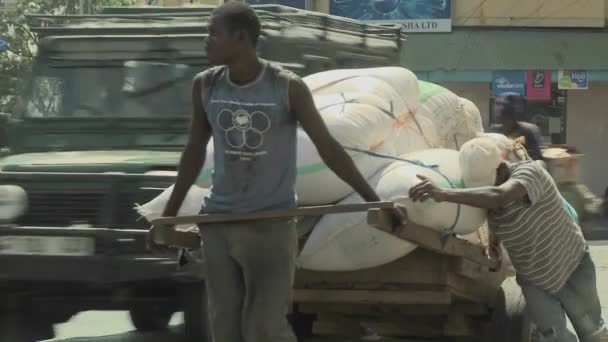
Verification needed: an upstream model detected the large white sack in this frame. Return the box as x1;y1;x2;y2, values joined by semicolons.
417;81;461;149
297;167;417;271
379;149;487;234
299;91;444;204
393;114;441;154
315;92;397;150
294;130;393;205
298;149;487;271
304;67;420;115
476;133;528;162
458;97;484;133
454;97;484;148
316;91;439;156
135;185;209;231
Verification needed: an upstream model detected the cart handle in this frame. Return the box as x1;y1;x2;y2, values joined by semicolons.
149;201;395;249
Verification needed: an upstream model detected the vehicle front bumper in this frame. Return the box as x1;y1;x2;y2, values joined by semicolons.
0;225;203;284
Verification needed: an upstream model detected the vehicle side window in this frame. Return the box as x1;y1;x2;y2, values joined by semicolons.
26;77;64;117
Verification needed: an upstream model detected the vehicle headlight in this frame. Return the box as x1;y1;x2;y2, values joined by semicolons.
0;185;28;223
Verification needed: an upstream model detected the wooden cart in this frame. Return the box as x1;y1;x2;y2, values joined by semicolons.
152;203;533;342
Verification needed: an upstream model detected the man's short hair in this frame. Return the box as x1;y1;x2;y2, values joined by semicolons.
213;2;261;46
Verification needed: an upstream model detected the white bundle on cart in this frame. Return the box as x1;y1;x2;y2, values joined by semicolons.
416;81;484;150
297;149;490;271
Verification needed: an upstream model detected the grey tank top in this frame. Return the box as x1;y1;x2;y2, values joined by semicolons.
201;60;298;213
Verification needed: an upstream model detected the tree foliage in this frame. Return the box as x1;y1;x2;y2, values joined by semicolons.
0;0;135;113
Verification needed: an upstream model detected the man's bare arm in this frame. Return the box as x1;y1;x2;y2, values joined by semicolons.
409;175;528;210
162;74;212;217
289;76;380;202
440;180;528;209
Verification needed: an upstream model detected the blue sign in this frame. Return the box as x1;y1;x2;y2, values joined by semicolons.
0;36;7;53
246;0;305;9
492;71;526;96
329;0;452;33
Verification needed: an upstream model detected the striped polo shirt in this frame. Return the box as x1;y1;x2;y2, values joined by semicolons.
490;160;586;294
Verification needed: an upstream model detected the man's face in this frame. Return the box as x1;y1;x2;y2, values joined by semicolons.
495;162;509;185
206;15;241;66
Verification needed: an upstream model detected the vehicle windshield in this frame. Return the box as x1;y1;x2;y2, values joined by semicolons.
24;61;203;118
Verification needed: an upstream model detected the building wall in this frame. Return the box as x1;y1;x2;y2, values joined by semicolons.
310;0;606;27
566;82;608;196
131;0;607;26
451;0;604;27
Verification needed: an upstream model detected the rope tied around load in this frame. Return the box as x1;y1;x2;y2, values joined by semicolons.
342;146;462;247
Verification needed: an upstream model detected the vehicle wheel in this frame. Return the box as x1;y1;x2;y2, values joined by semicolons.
484;277;534;342
129;303;173;332
180;282;210;342
0;312;54;342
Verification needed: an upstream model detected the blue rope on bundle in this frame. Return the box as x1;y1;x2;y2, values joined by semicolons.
343;146;462;247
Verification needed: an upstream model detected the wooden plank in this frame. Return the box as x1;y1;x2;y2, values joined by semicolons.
447;272;497;304
294;289;452;306
149;202;394;248
452;257;487;281
152;201;395;226
298;303;486;317
296;282;447;292
367;208;498;269
295;249;450;288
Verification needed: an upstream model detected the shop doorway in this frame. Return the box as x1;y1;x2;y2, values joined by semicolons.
489;84;568;145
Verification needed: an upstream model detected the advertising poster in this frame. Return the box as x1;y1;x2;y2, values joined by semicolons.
329;0;452;33
492;71;526;97
526;70;551;100
558;70;588;90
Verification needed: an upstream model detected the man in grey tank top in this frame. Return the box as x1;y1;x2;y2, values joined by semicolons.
149;2;405;341
410;137;608;342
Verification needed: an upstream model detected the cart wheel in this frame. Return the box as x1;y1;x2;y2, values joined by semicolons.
484;277;534;342
129;303;173;332
288;306;315;342
0;312;54;342
180;282;211;342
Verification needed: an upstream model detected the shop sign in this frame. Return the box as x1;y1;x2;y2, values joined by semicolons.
492;71;526;96
526;70;551;100
558;70;588;90
329;0;452;33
